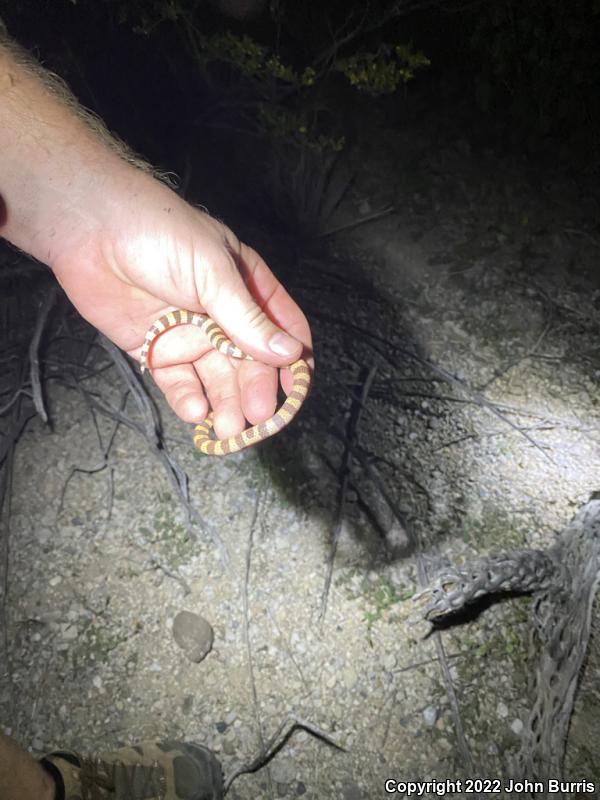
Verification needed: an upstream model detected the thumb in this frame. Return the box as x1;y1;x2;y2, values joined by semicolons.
198;245;304;365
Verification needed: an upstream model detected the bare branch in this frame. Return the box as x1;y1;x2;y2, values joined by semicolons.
28;284;58;423
224;712;345;794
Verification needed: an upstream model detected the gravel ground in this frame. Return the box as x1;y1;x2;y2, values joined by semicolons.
2;123;600;799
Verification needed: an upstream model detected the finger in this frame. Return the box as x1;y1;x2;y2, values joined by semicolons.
235;244;315;377
238;359;278;425
278;363;309;397
232;248;314;399
240;244;313;353
195;349;247;439
197;238;306;367
150;362;210;424
139;317;213;370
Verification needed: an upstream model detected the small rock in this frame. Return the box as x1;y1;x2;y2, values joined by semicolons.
342;781;363;800
510;718;524;735
270;757;295;784
37;528;52;545
423;705;438;727
49;576;62;587
496;702;509;719
222;737;237;756
343;667;358;689
60;624;78;641
172;611;214;663
385;525;409;553
383;653;396;671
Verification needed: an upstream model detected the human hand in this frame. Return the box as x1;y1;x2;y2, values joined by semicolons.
50;170;313;439
0;39;311;440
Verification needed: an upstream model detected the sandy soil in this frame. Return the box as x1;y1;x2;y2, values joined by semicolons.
2;117;600;799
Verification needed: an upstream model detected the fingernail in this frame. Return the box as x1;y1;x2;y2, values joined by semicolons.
269;331;299;357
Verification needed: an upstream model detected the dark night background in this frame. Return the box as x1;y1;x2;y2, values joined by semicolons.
2;0;599;238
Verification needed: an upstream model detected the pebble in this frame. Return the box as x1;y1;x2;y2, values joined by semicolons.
343;667;358;689
383;653;396;671
496;702;508;719
270;758;295;784
37;527;52;545
60;624;78;641
172;610;214;663
222;737;237;756
510;718;524;735
423;705;438;727
342;781;363;800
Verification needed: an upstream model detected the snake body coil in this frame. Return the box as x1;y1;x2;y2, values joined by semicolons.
140;309;310;455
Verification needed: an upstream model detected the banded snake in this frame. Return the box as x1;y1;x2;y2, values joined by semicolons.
140;309;311;455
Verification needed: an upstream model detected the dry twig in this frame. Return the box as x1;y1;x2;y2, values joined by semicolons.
224;713;345;794
28;284;59;423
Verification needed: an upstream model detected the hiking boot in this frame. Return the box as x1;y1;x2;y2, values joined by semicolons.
40;740;224;800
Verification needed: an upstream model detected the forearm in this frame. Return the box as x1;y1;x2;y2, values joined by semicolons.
0;32;148;267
